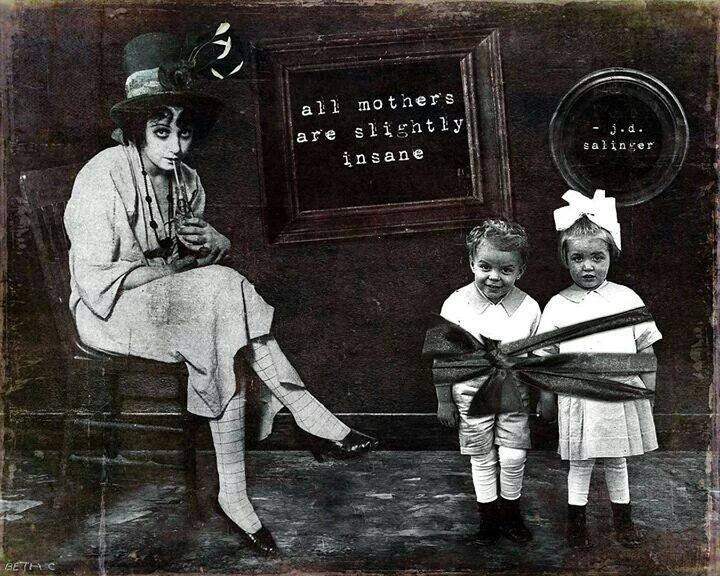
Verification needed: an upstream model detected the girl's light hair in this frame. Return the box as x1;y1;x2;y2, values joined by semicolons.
558;215;620;267
466;218;530;267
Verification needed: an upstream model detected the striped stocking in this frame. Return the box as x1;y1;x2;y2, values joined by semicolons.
245;337;349;441
209;390;262;533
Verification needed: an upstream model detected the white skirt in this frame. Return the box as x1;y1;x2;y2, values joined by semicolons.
557;376;658;460
74;264;303;418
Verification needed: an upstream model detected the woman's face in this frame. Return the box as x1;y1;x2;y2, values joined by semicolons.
141;106;193;174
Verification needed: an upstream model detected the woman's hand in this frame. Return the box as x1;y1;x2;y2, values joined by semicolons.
437;400;459;428
122;255;196;291
177;217;231;266
170;255;198;273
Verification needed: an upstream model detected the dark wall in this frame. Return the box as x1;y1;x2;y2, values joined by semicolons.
6;1;716;448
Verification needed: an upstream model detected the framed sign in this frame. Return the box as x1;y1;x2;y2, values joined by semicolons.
549;68;689;206
255;28;512;244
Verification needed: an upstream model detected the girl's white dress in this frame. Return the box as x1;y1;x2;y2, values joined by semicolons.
64;144;304;427
537;281;662;460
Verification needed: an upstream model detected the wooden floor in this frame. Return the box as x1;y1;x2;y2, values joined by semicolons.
1;450;711;575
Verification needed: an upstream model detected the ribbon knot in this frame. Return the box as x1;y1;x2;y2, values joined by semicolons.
486;343;517;369
423;307;656;416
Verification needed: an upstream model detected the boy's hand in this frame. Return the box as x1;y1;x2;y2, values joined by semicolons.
437;401;459;428
537;392;558;422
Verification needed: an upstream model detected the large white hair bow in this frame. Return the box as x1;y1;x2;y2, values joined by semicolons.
553;189;621;250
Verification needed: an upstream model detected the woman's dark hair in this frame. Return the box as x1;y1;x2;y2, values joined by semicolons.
115;104;213;147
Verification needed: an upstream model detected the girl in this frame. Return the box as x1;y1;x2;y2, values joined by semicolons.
537;190;661;549
64;30;377;557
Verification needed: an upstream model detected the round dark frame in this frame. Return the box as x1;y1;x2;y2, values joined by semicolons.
549;68;689;206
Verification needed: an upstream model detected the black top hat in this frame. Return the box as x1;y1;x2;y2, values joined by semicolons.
110;32;224;129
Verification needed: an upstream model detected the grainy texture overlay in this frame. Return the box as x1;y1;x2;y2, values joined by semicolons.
1;1;717;574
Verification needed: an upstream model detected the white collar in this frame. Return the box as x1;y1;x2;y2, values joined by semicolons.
472;284;527;315
559;280;617;303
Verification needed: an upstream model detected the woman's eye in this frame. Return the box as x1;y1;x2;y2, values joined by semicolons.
154;128;169;138
180;130;193;139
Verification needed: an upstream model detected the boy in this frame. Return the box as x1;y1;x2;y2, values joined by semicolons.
438;219;540;544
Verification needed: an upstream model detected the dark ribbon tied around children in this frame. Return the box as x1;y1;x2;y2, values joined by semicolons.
422;307;657;416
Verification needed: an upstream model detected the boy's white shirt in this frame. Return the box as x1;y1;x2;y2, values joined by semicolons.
440;283;541;343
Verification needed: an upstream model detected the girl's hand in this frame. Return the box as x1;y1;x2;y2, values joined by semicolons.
178;217;231;266
638;346;656;411
437;401;459;428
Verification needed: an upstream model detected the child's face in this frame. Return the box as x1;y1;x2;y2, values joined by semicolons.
470;241;524;304
565;236;611;290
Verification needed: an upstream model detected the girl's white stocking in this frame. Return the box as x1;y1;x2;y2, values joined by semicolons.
568;459;595;506
603;457;630;504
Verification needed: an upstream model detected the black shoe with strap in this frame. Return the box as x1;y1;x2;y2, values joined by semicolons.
611;502;643;548
475;501;500;545
566;504;590;548
304;428;379;462
497;497;533;543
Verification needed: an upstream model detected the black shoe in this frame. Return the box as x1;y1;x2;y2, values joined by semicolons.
611;502;643;548
475;501;500;545
241;526;279;557
497;497;533;543
566;504;590;548
305;429;379;462
215;503;279;557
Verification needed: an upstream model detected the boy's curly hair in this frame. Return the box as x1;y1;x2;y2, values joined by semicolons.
466;218;530;267
557;216;620;268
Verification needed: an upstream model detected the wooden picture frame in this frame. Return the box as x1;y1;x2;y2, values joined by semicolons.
254;27;512;244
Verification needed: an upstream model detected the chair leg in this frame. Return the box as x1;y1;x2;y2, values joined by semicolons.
182;407;199;525
53;361;73;511
54;415;75;510
105;370;121;461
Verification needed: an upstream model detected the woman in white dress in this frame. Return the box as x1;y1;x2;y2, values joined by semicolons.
64;29;377;557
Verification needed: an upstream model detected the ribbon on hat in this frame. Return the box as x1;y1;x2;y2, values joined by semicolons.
553;189;622;250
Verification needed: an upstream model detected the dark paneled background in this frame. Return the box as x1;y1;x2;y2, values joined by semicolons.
4;1;716;449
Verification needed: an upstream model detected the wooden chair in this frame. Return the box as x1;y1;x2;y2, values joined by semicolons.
19;164;199;520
